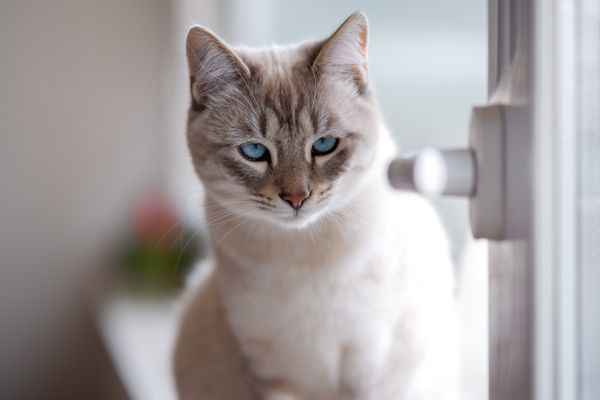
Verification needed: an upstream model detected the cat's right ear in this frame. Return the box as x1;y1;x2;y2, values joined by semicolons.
186;26;250;111
313;12;369;95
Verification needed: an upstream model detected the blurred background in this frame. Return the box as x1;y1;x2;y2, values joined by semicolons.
0;0;487;399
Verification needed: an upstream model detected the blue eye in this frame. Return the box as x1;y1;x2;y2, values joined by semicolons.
240;143;269;161
312;136;338;155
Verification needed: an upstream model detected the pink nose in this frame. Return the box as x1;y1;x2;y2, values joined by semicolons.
279;191;311;210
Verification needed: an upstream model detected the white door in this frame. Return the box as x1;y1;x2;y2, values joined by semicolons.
390;1;600;399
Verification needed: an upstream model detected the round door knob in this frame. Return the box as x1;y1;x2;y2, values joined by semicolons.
387;104;507;240
388;148;476;197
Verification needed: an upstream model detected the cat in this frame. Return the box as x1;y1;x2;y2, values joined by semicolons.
173;11;459;400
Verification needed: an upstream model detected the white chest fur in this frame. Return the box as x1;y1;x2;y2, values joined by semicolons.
219;252;404;396
214;192;419;397
211;190;457;399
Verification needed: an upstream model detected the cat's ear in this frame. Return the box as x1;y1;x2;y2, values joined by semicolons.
313;11;369;94
186;26;250;111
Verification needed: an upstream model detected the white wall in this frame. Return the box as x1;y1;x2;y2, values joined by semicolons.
0;0;170;395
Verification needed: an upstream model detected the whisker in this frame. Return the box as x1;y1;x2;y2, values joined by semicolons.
206;217;251;257
153;222;183;251
316;194;331;205
174;230;201;274
307;222;317;249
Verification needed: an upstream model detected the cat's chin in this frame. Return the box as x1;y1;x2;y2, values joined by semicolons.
261;209;324;230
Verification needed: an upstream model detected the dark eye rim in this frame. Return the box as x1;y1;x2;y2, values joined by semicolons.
239;143;271;162
311;136;339;156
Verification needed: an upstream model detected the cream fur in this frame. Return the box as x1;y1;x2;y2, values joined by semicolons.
174;130;459;399
174;11;459;400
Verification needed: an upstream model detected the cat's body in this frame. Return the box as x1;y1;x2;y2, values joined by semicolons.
174;12;459;400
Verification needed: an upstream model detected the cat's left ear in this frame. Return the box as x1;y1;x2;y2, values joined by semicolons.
313;11;369;95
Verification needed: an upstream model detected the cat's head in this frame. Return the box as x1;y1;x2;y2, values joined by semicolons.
186;12;380;228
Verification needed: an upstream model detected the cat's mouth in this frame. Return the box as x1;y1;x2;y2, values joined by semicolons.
280;208;305;220
272;206;323;229
250;194;328;228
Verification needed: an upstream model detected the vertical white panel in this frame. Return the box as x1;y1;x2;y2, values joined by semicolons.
578;1;600;398
537;1;600;399
555;0;580;397
533;1;556;399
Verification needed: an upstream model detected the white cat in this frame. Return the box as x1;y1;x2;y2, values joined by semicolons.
174;12;459;400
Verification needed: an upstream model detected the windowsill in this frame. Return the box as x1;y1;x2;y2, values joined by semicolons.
96;292;180;400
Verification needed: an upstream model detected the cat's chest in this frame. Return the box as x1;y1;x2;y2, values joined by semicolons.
220;257;402;395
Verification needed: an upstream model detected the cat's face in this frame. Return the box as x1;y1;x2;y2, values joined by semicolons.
186;12;380;228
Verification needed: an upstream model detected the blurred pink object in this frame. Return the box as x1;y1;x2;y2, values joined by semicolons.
132;193;181;249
